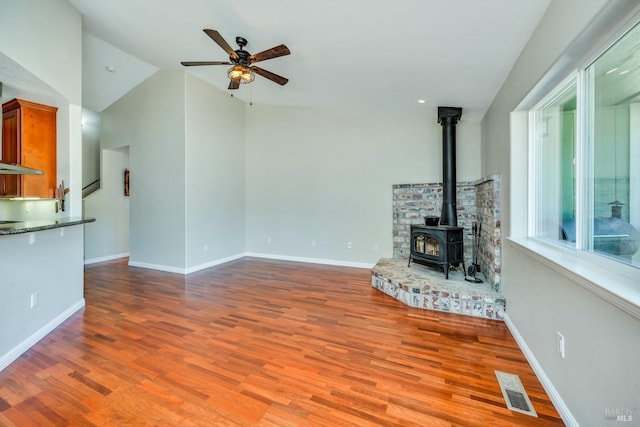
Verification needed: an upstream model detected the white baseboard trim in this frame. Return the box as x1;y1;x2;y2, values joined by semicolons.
84;252;129;265
128;253;246;275
246;252;374;269
503;313;579;427
128;253;375;274
0;299;85;372
128;260;187;274
184;253;246;274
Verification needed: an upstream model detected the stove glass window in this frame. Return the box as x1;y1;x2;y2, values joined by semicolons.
426;237;440;256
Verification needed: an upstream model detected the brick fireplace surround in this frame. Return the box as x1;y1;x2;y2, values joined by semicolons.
372;174;505;320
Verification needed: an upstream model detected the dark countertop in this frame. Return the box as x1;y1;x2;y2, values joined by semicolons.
0;217;96;236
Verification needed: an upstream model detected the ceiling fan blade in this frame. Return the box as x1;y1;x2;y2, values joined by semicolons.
181;61;232;66
252;66;289;86
250;44;290;63
203;29;239;61
228;78;240;90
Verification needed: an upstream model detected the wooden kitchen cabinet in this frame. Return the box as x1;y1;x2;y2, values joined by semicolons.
1;99;57;197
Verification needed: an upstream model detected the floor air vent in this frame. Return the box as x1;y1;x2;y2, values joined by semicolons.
495;370;538;417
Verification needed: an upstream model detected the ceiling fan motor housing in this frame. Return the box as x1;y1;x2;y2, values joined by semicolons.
181;29;290;87
235;36;248;47
233;49;252;66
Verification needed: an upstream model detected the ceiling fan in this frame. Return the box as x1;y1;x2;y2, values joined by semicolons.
181;29;290;90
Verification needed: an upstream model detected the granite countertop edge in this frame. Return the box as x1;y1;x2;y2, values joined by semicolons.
0;217;96;235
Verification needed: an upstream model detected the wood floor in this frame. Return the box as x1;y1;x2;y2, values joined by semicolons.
0;257;564;426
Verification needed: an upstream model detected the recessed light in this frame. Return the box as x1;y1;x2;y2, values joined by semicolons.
418;99;426;104
620;69;630;75
606;67;619;74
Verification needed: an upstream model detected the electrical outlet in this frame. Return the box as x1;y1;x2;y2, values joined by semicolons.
267;237;272;244
311;240;316;247
347;242;353;249
372;243;379;251
30;292;38;309
203;244;208;251
556;332;565;358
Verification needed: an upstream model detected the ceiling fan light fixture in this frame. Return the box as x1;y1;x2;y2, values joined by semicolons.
227;65;254;83
182;30;289;87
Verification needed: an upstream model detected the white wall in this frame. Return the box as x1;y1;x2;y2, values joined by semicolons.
246;105;481;266
185;74;246;270
0;226;85;370
83;148;130;263
82;107;131;264
0;0;83;217
101;70;186;270
100;71;247;272
0;0;81;104
81;108;101;189
0;0;85;370
482;0;640;425
97;74;484;270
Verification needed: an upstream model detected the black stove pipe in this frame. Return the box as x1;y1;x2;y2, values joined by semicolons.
437;107;463;227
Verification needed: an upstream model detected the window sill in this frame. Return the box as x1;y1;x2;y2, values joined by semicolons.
507;237;640;320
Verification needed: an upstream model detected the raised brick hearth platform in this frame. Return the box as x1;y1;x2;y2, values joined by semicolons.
371;258;505;321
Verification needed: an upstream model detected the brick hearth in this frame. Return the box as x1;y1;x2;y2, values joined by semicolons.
392;174;502;291
371;258;505;321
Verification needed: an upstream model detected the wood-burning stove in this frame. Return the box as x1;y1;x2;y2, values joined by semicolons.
407;106;466;279
408;225;465;279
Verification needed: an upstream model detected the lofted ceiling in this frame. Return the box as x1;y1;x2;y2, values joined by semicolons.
69;0;552;121
0;52;64;107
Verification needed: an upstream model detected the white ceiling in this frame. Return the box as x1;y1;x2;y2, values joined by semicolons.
69;0;551;121
0;52;66;107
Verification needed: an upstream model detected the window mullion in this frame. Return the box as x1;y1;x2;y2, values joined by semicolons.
527;110;538;237
575;70;586;251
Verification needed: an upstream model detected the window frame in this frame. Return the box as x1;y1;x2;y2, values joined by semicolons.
528;73;578;246
510;7;640;320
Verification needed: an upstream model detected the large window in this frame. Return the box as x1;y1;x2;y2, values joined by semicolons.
532;78;577;247
532;21;640;269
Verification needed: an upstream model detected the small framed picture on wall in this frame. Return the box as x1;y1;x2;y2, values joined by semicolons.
124;169;130;196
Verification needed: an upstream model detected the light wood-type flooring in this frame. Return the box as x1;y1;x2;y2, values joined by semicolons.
0;258;564;426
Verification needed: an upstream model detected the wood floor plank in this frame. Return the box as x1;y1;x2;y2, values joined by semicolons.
0;257;564;425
